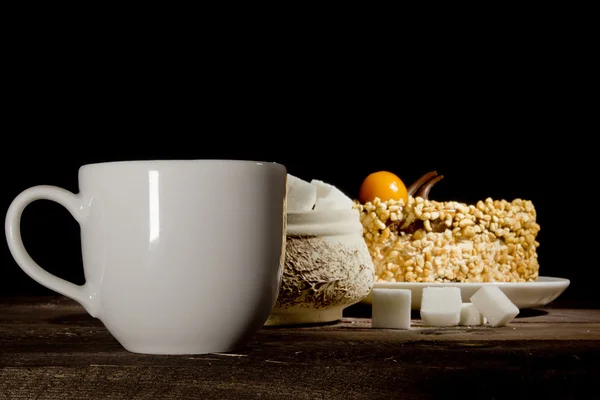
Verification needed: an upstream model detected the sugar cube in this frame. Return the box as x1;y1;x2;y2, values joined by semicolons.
459;302;486;326
372;288;411;330
286;174;317;212
470;286;519;327
420;287;461;326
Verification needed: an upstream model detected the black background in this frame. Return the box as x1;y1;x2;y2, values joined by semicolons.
0;131;586;305
0;32;589;305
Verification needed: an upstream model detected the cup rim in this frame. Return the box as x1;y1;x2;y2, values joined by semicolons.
79;159;286;173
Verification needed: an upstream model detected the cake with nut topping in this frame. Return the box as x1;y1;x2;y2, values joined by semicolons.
353;171;540;284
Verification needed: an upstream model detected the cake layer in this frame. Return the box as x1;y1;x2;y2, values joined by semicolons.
354;196;540;283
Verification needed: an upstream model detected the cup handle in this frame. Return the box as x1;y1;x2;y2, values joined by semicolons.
5;185;100;317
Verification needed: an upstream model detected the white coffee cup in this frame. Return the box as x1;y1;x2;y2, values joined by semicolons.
5;160;287;355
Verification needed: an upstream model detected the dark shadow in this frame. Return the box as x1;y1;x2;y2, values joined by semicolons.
515;308;548;318
343;303;372;318
262;319;342;329
45;312;102;326
545;298;600;309
344;304;551;320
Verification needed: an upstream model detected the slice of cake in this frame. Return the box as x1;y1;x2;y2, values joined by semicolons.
353;171;540;283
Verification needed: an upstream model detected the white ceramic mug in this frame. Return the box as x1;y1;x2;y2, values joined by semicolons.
5;160;287;355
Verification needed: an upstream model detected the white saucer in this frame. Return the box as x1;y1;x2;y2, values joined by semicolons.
361;276;570;310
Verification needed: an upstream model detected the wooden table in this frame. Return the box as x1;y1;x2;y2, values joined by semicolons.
1;297;599;400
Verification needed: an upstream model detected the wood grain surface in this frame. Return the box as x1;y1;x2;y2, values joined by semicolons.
1;297;599;400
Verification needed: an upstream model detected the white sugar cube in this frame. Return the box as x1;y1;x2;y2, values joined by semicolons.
286;174;317;212
310;179;353;210
470;286;519;327
420;287;461;326
459;303;486;326
371;288;411;330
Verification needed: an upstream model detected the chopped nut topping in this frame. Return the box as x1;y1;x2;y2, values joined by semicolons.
353;196;540;283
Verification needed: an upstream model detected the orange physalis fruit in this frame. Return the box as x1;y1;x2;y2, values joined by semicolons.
359;171;408;204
